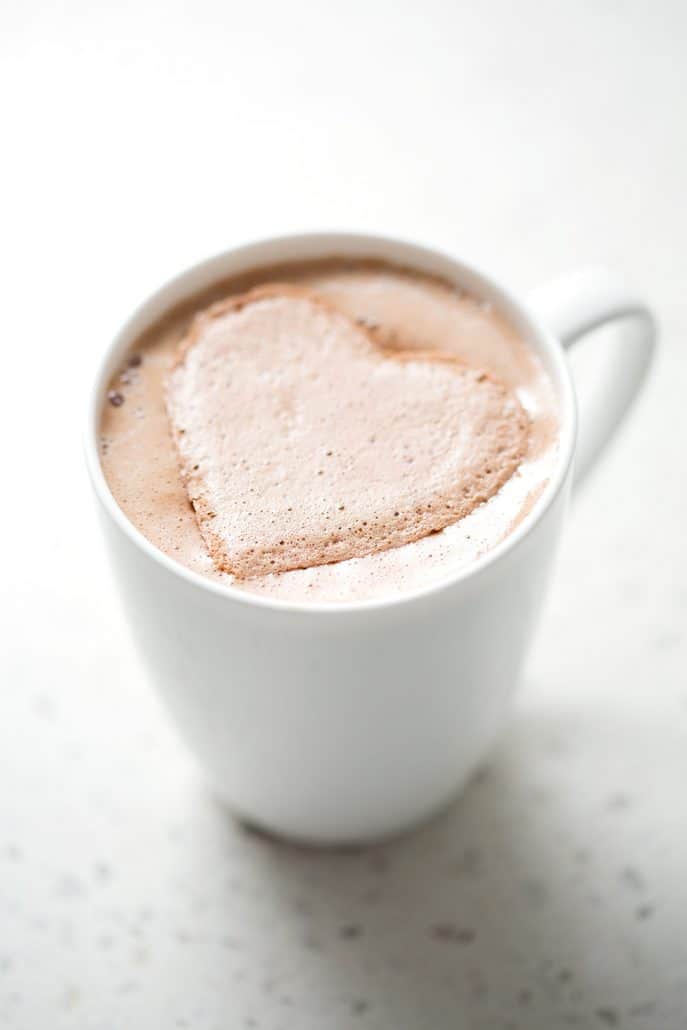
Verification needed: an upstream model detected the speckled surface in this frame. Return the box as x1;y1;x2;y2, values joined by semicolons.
2;1;686;1027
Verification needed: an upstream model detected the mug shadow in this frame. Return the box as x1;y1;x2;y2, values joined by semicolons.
207;693;669;1030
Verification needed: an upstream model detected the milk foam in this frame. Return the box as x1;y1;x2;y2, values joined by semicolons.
100;258;558;603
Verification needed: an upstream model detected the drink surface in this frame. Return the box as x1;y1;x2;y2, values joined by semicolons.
100;258;558;603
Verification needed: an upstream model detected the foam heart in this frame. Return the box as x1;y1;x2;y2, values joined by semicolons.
165;286;529;578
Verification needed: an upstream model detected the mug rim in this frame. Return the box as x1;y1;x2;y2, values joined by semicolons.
85;231;577;615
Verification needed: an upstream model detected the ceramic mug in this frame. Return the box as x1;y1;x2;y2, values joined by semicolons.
86;233;655;844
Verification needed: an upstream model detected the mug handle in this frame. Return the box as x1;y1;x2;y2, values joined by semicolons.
528;268;656;487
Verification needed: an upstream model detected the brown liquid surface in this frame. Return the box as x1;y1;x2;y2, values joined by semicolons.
100;258;558;603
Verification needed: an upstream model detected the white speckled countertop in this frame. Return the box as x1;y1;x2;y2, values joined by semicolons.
1;1;686;1027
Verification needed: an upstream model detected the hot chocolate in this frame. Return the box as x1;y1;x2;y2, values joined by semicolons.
100;258;558;603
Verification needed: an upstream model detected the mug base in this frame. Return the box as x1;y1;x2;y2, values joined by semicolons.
208;764;488;849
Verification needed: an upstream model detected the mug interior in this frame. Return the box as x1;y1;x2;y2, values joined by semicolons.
86;232;577;613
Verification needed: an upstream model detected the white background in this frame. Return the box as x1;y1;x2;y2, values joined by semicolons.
1;1;686;1027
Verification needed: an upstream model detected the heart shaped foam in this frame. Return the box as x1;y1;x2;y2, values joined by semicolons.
165;286;529;578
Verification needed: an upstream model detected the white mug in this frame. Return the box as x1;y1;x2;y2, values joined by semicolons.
86;233;655;844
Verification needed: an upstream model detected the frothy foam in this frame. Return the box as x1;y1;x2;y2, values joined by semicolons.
165;286;530;578
100;258;558;603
